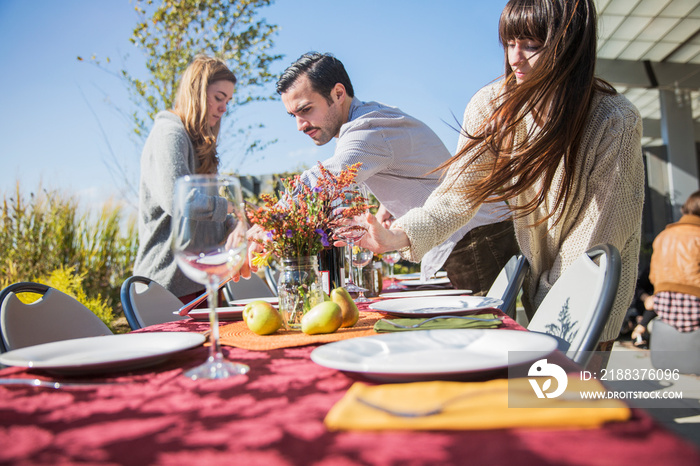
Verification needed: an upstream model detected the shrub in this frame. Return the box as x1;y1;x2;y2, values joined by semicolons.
0;183;137;324
17;266;114;328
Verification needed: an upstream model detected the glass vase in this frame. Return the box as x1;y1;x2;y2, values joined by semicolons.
277;256;324;329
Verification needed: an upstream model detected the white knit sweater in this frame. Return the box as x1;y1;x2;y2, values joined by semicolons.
395;81;645;341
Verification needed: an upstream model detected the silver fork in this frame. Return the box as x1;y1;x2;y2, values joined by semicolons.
0;378;119;389
356;388;498;417
380;315;502;329
356;389;582;417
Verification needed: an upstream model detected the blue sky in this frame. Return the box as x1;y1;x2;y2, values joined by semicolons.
0;0;508;210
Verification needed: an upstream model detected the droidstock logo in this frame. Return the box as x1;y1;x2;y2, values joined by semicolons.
528;358;568;398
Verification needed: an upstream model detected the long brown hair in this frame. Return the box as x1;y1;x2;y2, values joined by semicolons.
443;0;614;225
173;54;236;174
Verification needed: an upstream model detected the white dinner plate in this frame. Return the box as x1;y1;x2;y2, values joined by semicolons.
310;329;558;382
398;277;452;287
379;289;472;299
187;307;244;321
369;295;502;317
0;332;205;375
392;271;447;281
227;296;278;306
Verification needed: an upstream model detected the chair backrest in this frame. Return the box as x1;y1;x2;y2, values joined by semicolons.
0;282;113;353
264;266;280;296
650;319;700;374
527;244;621;367
223;273;275;303
486;255;529;319
120;276;188;330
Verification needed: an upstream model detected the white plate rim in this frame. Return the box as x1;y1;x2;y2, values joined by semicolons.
310;329;558;380
379;289;472;299
368;295;502;317
227;296;278;306
0;332;205;374
398;277;452;286
391;271;447;280
187;307;244;321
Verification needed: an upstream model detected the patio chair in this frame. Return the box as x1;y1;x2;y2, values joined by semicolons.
650;319;700;375
120;276;189;331
223;273;275;303
486;254;529;319
264;266;280;296
527;244;621;367
0;282;112;353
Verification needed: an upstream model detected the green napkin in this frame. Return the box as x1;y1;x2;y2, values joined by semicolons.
374;313;502;332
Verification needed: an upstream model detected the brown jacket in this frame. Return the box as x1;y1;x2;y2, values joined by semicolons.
649;214;700;298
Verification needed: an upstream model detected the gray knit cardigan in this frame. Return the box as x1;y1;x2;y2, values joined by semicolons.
133;111;233;298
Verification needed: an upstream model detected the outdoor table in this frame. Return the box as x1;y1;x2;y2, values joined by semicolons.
1;298;699;465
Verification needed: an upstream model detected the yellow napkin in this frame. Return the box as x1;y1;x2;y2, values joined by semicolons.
325;377;630;431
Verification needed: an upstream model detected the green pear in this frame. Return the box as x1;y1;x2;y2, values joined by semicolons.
323;291;331;301
301;301;343;335
331;287;360;328
243;300;283;335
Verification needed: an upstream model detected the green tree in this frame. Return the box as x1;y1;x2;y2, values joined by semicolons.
79;0;282;196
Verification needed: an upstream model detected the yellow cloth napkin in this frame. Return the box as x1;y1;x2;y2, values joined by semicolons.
325;377;630;431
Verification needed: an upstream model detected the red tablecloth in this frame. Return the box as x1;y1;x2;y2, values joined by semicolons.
1;304;699;465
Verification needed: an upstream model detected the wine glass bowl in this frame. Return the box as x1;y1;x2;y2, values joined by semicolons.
332;183;370;296
172;174;249;380
382;251;402;290
175;248;245;285
351;246;374;303
334;224;368;242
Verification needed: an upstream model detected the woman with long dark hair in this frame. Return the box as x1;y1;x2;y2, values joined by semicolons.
359;0;645;350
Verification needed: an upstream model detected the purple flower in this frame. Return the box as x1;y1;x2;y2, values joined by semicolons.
266;232;273;240
315;228;330;247
313;186;322;193
285;229;293;238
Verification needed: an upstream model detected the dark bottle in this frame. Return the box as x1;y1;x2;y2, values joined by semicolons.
317;246;345;294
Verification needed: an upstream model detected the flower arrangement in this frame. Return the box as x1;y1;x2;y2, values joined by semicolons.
247;162;371;266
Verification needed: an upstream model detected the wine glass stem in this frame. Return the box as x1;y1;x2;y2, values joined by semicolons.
390;263;396;285
206;277;222;362
347;241;355;286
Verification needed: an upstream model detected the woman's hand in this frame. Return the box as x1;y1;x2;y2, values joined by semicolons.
225;220;252;281
245;224;267;273
227;224;268;281
644;294;654;311
375;203;395;228
354;212;410;254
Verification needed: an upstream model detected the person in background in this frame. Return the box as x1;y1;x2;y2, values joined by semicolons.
620;264;653;347
632;190;700;341
242;52;519;294
357;0;645;355
133;54;241;303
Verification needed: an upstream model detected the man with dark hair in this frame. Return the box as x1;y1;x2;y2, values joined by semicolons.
248;52;519;293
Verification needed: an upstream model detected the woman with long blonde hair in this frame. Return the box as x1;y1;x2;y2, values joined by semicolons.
134;54;239;302
359;0;645;352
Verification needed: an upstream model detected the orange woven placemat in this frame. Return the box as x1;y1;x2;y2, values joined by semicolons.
218;311;382;350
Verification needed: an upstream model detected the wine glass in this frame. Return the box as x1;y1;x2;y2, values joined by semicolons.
333;183;370;295
172;174;249;380
382;250;403;290
351;246;374;303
